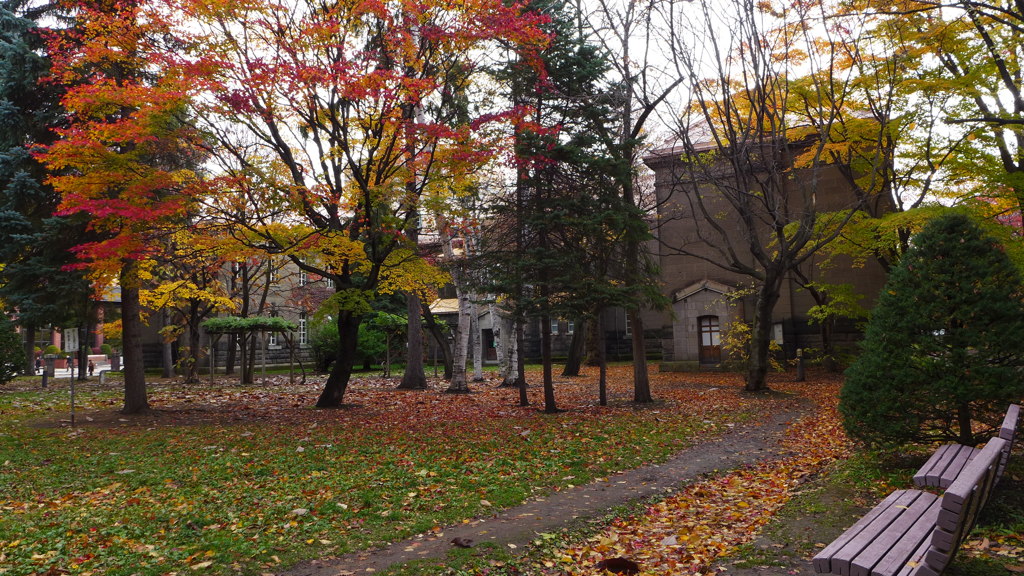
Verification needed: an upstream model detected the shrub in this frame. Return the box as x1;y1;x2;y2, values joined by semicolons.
310;320;339;373
100;343;113;355
841;212;1024;447
43;344;61;356
310;313;406;373
720;320;785;372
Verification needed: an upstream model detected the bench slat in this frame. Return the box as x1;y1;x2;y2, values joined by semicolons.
896;534;938;576
924;438;1008;573
913;444;953;487
932;445;975;489
813;491;911;574
814;490;938;576
859;496;941;576
914;444;977;490
913;404;1019;490
815;438;1009;576
996;405;1019;480
943;438;1003;511
998;404;1019;442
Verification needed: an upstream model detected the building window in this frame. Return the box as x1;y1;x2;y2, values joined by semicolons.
624;312;632;336
325;276;334;288
299;270;308;287
298;312;308;346
550;318;559;335
268;331;278;347
567;320;575;335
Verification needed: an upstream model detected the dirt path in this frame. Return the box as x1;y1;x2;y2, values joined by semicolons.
280;394;809;576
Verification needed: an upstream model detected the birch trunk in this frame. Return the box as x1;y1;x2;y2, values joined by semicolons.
439;221;473;392
445;289;473;393
471;304;484;381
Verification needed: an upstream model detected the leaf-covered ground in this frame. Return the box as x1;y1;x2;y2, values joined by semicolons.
505;377;1024;576
506;377;851;576
0;366;796;576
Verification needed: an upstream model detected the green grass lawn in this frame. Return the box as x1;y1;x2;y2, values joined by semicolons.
0;370;757;576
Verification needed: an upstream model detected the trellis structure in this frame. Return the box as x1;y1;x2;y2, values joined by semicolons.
201;316;302;385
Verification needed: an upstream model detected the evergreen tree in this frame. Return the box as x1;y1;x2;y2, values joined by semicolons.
0;0;92;374
841;211;1024;446
480;0;651;411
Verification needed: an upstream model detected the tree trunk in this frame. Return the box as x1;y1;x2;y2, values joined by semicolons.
597;312;608;406
446;289;473;393
819;320;837;373
541;314;558;413
585;313;602;366
185;305;202;383
746;280;783;392
471;305;484;381
316;311;359;407
187;318;202;383
120;261;149;414
242;332;255;385
957;401;974;446
516;320;528;406
23;324;36;375
630;310;652;403
561;317;585;377
161;309;174;379
77;324;88;381
497;314;518;387
398;292;427;389
421;303;453;379
225;333;237;376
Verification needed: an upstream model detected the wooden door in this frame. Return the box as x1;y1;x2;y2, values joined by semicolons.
698;316;721;364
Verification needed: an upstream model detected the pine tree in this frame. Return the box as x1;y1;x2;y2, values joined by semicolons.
480;0;649;411
841;211;1024;446
0;0;92;374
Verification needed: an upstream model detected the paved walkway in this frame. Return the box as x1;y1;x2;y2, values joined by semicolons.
281;395;808;575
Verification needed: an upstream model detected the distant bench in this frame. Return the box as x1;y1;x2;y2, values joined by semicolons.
813;437;1006;576
913;404;1019;490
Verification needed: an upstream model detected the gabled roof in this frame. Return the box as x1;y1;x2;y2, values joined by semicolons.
673;279;734;302
429;298;460;315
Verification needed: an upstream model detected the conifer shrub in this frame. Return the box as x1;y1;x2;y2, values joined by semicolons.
841;212;1024;447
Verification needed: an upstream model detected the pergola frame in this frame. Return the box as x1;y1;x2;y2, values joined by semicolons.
201;316;301;385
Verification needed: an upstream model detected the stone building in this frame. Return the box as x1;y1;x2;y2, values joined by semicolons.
643;140;891;370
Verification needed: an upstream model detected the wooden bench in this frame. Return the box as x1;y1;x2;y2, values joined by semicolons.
913;404;1019;490
812;437;1006;576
